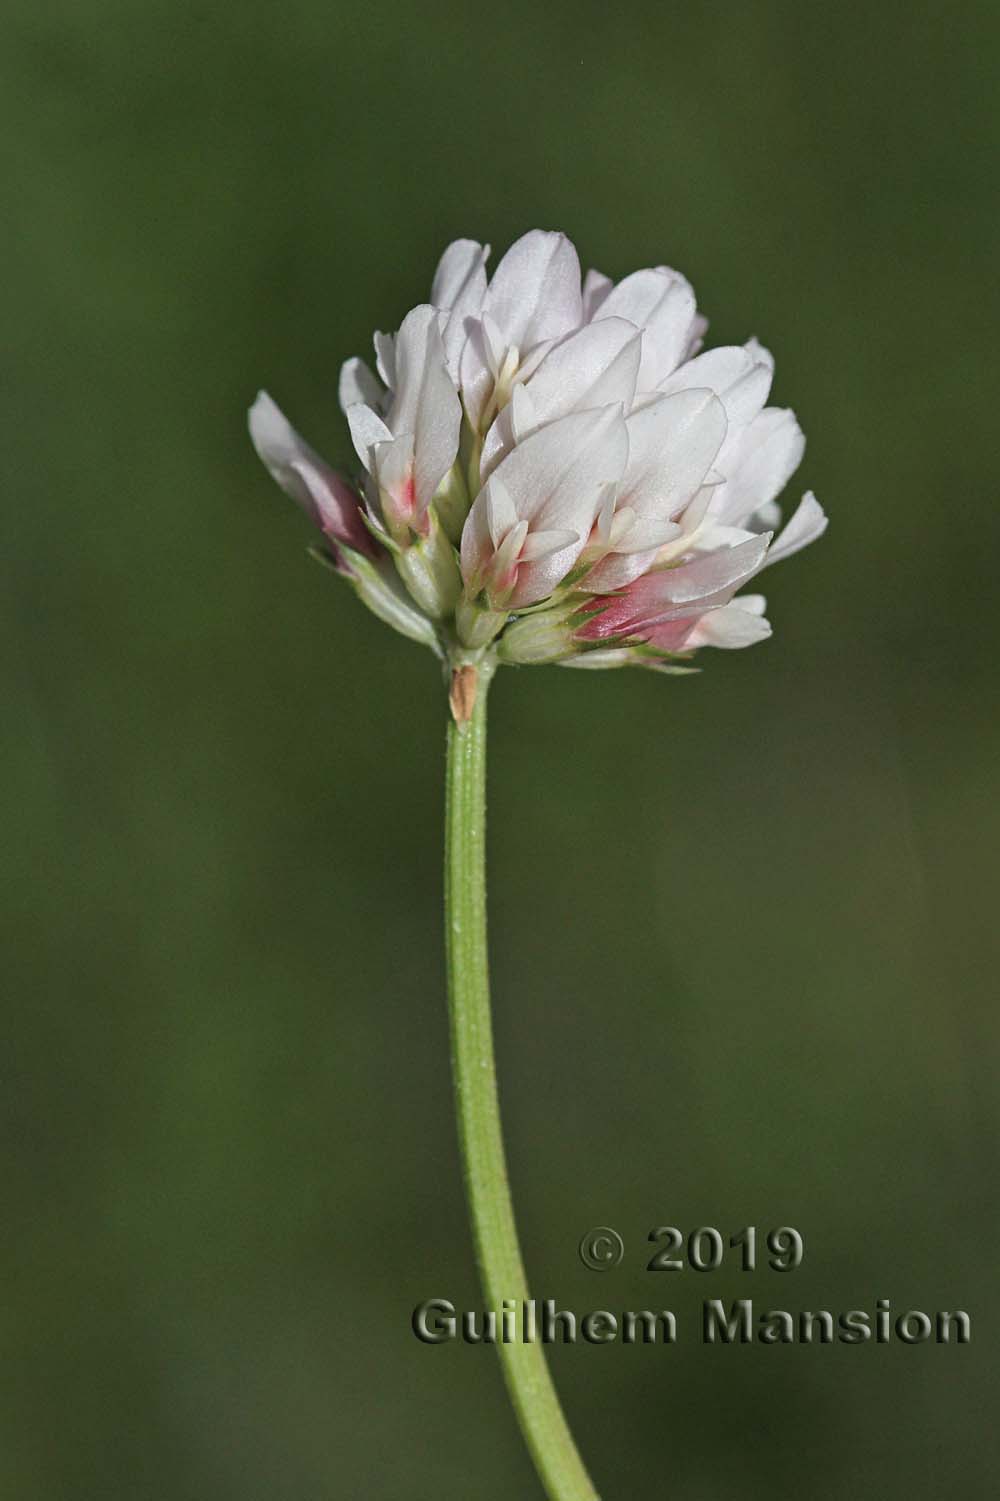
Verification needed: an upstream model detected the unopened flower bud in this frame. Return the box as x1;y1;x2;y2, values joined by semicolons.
394;507;462;620
328;545;441;654
496;606;578;665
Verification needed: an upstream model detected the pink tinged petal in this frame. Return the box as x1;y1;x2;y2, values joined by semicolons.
763;490;827;566
483;230;583;352
620;389;729;523
631;533;772;620
289;460;377;556
479;319;641;477
683;594;772;649
373;431;416;516
338;357;383;415
582;532;772;638
387;305;462;513
638;617;700;653
582;267;613;320
248;392;375;556
594;267;698;387
716;407;805;526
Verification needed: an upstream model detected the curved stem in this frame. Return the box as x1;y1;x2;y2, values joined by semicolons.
444;661;601;1501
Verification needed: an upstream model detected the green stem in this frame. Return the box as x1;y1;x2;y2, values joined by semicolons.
444;661;601;1501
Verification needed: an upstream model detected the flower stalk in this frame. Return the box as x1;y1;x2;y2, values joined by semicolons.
444;660;600;1501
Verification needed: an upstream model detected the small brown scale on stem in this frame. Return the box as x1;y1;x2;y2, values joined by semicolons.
449;664;478;726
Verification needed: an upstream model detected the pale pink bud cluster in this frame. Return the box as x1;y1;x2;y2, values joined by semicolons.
249;230;826;672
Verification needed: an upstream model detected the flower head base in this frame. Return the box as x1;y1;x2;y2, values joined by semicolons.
249;230;827;677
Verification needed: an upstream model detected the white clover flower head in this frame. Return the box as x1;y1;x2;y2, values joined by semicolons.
248;230;827;679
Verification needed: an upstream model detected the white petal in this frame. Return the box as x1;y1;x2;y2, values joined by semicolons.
610;515;682;553
484;229;583;352
531;317;640;406
582;267;613;319
687;312;709;357
659;342;772;429
249;392;317;507
480;313;507;377
621;389;728;520
607;504;636;547
459;320;494;430
339;357;383;414
489;405;628;531
594;267;697;386
508;543;584;607
346;402;392;471
582;547;665;594
763;491;827;566
519;527;580;562
732;592;767;615
458;489;492;584
479;318;641;477
509;381;536;441
486;477;518;548
596;483;617;541
715;407;806;526
491;519;528;585
373;331;396;390
387;305;462;510
686;597;772;648
479;404;516;478
431;239;490;310
432;241;490;381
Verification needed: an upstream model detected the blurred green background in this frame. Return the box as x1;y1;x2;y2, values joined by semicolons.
4;0;999;1496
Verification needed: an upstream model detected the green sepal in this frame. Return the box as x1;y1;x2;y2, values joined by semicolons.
433;459;472;544
456;597;509;649
394;507;462;620
311;543;442;656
